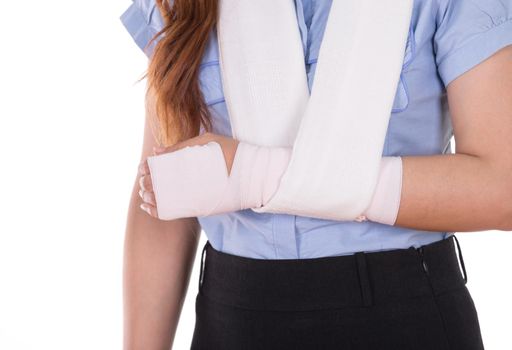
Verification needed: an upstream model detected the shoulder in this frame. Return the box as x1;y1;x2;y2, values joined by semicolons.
119;0;166;56
431;0;512;87
435;0;511;27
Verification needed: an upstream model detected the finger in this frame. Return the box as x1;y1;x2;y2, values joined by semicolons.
138;174;154;192
153;145;170;155
144;191;157;206
152;143;181;155
138;160;149;175
140;203;158;218
138;189;156;206
153;133;217;155
154;143;182;154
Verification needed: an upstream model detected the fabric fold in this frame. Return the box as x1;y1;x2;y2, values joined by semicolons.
218;0;414;221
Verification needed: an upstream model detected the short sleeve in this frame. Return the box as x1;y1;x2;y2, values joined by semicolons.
434;0;512;87
119;0;166;57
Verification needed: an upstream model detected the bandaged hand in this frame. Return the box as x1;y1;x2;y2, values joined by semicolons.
137;133;291;220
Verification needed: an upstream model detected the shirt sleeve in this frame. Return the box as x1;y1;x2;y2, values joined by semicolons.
434;0;512;87
119;0;166;57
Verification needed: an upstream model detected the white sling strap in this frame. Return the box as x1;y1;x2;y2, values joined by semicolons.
217;0;414;220
217;0;309;147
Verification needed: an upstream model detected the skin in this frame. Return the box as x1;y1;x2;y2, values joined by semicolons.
139;44;512;232
124;87;202;350
137;132;239;209
127;44;512;348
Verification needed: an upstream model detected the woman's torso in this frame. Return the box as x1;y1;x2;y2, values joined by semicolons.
120;0;512;259
196;0;455;259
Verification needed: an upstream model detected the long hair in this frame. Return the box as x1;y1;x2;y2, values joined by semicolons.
142;0;218;146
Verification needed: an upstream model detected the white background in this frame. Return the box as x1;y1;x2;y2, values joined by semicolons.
0;1;510;349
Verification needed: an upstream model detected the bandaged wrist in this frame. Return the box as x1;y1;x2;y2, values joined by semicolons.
146;140;291;220
235;141;292;208
354;156;403;225
146;141;232;220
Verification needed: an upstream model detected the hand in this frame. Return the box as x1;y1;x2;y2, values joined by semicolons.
137;132;240;218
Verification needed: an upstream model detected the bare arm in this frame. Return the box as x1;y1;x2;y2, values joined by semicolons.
123;85;201;350
395;45;512;232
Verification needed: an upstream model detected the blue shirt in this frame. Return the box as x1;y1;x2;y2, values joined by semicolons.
120;0;512;259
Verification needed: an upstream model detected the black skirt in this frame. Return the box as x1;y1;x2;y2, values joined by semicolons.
190;235;485;350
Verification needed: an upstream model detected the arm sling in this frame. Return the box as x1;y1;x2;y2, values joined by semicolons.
216;0;413;221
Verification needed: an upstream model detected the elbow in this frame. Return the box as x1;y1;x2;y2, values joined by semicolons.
501;201;512;232
499;209;512;232
496;179;512;231
485;156;512;231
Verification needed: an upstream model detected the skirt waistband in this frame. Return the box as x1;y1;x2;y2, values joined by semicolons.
198;235;467;311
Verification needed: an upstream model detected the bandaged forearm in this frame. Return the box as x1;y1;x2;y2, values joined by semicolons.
253;149;403;225
147;141;403;225
353;156;403;225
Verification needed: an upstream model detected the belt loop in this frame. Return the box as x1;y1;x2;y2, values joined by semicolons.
198;241;209;292
452;235;468;284
355;252;373;307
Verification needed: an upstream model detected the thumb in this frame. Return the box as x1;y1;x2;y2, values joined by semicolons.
153;145;168;155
